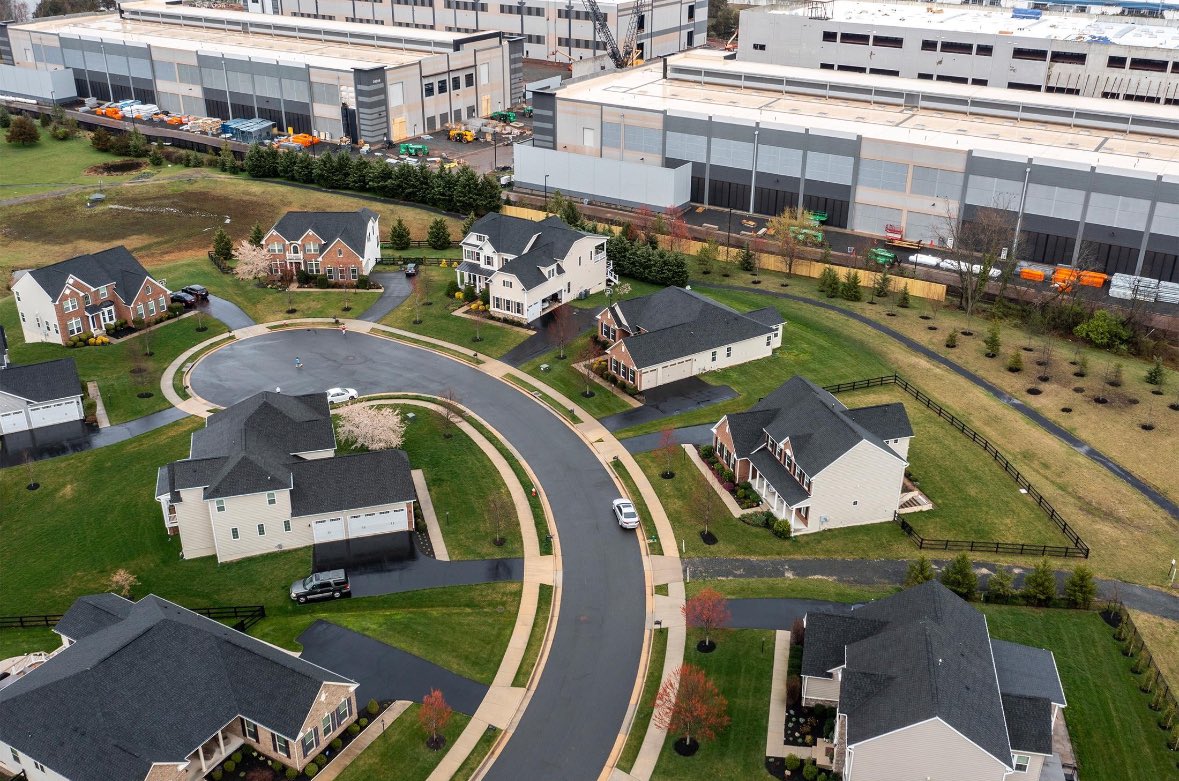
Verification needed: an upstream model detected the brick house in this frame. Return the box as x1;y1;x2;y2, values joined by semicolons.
455;213;612;324
712;375;912;534
800;581;1068;781
0;593;359;781
595;287;783;391
156;391;417;563
263;209;381;285
11;247;171;346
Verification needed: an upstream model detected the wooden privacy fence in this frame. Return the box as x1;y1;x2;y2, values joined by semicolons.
825;374;1090;559
499;205;948;301
1114;603;1179;746
0;605;267;633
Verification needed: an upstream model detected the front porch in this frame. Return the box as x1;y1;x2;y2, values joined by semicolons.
187;724;245;779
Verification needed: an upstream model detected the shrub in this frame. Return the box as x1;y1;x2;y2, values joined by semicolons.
939;553;977;601
1007;350;1023;373
986;568;1015;604
1145;357;1166;386
272;760;284;771
231;752;242;763
1075;355;1089;377
222;761;235;773
699;444;715;459
738;510;772;528
286;769;299;780
817;266;840;296
304;762;319;778
897;283;911;308
331;738;343;751
445;279;460;298
367;698;380;716
359;717;369;727
1064;565;1096;609
785;754;801;772
802;762;819;781
315;754;327;766
1074;309;1132;350
944;332;958;348
839;270;863;301
771;518;792;539
463;284;477;302
348;723;360;736
315;275;330;289
297;270;313;285
1022;559;1058;606
357;275;371;290
212;771;223;781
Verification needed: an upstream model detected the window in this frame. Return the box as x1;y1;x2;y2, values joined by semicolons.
1108;55;1127;68
158;296;166;311
752;43;766;51
63;297;77;312
503;279;513;289
269;241;284;253
304;242;320;254
273;734;291;758
67;318;83;336
976;44;993;56
870;68;900;76
146;284;152;295
230;527;239;540
1130;57;1168;72
9;748;19;765
83;292;92;305
921;39;937;51
1007;81;1043;92
301;728;319;758
452;76;461;91
33;761;44;772
822;30;837;42
711;350;717;362
337;699;352;721
257;523;266;536
327;267;336;281
424;82;434;97
465;72;474;87
940;40;972;54
873;35;903;48
98;285;108;298
351;267;359;280
1012;48;1048;61
1013;755;1030;773
819;62;835;70
1051;50;1086;65
972;78;989;85
337;248;343;257
437;79;447;94
687;3;694;17
242;718;259;741
307;260;320;274
215;499;226;513
840;32;869;45
725;346;732;358
766;335;772;346
267;491;276;505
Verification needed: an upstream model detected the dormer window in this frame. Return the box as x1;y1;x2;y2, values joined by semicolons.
98;286;108;298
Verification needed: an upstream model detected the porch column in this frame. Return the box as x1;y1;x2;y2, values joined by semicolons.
199;745;208;774
790;505;797;527
218;730;225;756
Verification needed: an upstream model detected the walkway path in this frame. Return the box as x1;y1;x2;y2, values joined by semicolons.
699;282;1179;521
85;382;110;428
358;272;411;322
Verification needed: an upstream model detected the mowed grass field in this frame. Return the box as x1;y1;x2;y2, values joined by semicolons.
0;135;191;199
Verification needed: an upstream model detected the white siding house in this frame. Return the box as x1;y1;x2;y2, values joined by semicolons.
0;357;84;437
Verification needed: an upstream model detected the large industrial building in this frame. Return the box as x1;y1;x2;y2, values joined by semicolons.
515;50;1179;282
237;0;705;63
0;1;521;142
736;1;1179;103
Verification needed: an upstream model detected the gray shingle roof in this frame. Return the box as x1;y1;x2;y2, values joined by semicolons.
468;213;590;258
723;409;777;455
53;593;134;642
800;612;885;677
991;639;1066;706
747;449;810;507
0;595;354;781
290;449;415;517
845;403;915;440
271;209;378;254
26;246;155;304
745;376;908;475
1002;694;1054;755
806;582;1015;767
606;288;780;368
0;358;81;403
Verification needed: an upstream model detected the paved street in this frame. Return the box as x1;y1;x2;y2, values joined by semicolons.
188;329;644;781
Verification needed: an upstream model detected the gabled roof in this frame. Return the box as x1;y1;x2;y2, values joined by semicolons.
845;403;914;441
806;582;1021;768
290;449;415;517
470;214;603;292
25;246;154;304
604;287;783;368
991;639;1067;707
0;358;81;403
1001;694;1054;755
53;593;134;642
0;594;354;781
271;209;378;253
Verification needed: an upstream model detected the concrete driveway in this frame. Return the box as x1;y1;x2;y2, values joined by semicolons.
188;329;644;781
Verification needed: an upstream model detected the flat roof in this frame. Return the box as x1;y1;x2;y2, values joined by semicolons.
13;12;448;70
555;51;1179;177
760;0;1179;50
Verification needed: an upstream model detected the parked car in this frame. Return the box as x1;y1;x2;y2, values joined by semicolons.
183;284;210;300
612;498;640;530
170;291;196;308
405;263;417;276
326;387;359;404
290;570;350;603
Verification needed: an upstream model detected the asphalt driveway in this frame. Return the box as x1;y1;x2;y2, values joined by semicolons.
189;330;644;781
201;295;256;330
601;376;737;432
298;621;488;714
358;272;411;322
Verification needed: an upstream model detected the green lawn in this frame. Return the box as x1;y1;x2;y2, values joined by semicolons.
504;373;582;423
451;724;501;781
393;405;522;559
618;629;668;773
333;704;471;781
650;629;775;781
381;265;529;359
0;628;59;661
521;331;635;419
512;584;554;688
0;298;228;424
0;135;180;198
981;606;1179;781
685;578;897;603
570;277;664;312
249;583;522;685
614;288;892;438
380;247;463;260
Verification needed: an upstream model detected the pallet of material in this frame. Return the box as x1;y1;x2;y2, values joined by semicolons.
1109;273;1160;302
1157;281;1179;305
186;117;223;134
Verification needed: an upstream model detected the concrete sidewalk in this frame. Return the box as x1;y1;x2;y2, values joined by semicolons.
317;701;411;781
412;468;449;561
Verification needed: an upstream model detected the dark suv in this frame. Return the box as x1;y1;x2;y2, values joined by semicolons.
290;569;350;603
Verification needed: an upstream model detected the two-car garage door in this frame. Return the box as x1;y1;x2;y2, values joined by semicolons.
657;358;695;387
312;506;410;542
0;400;82;435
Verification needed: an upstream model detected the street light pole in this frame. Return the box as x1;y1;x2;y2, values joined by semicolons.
726;207;733;263
544;174;550;213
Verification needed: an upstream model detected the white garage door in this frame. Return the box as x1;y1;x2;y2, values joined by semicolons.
30;400;80;427
659;359;694;386
349;507;410;539
0;410;29;434
312;517;346;542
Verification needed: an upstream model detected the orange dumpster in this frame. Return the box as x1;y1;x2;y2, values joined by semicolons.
1020;268;1046;282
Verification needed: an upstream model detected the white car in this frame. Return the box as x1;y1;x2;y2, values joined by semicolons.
612;498;640;530
326;387;358;404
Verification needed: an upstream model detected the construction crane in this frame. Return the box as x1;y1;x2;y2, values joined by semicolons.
582;0;648;69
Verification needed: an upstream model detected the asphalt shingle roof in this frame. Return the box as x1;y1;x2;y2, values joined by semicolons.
1002;694;1055;755
747;449;810;507
805;582;1024;768
290;449;415;517
0;358;81;402
991;639;1066;706
466;214;602;292
845;403;915;440
606;288;782;368
272;209;378;254
26;246;154;304
53;593;134;642
0;594;354;781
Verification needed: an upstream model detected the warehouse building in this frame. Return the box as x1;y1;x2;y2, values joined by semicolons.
736;1;1179;103
0;1;521;142
239;0;705;63
515;50;1179;282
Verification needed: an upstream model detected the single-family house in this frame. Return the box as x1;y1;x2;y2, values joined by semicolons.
596;287;784;391
11;246;170;345
801;581;1068;781
0;354;84;436
155;391;416;562
456;213;612;323
263;209;381;284
0;592;359;781
712;375;912;534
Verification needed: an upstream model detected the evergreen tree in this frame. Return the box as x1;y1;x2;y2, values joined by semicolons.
872;267;890;298
248;223;265;248
389;219;412;251
5;115;39;145
292;152;316;184
986;568;1014;604
897;283;911;308
0;106;10;128
1064;565;1096;609
90;126;112;151
817;266;840;296
217;140;236;171
738;245;756;273
451;167;481;216
243;143;278;178
476;173;503;215
939;553;978;601
696;240;718;275
903;555;936;587
148;145;163;166
1007;350;1023;373
840;270;863;302
984;322;1002;357
460;212;477;237
1145;357;1167;387
1022;559;1058;606
427;218;452;250
211;227;233;264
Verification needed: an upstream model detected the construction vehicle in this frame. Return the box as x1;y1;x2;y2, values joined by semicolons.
581;0;648;69
490;111;517;123
788;226;825;246
287;133;320;147
549;49;575;71
867;247;898;266
805;210;828;226
882;223;924;250
724;30;738;51
523;106;534;118
399;142;429;156
448;128;475;143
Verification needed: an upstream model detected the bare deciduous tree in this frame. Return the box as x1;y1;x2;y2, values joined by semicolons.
109;569;139;598
484;490;512;547
577;338;603;398
334;404;406;451
766;207;811;277
549;304;576;359
439;388;462;437
934;202;1014;329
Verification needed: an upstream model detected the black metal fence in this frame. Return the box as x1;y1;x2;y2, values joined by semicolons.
0;605;266;633
825;374;1090;559
377;256;456;266
1114;601;1179;749
378;239;459;249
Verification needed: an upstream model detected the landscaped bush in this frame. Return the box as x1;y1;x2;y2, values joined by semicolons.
348;723;360;736
772;518;792;539
285;768;298;780
212;770;223;781
331;737;343;751
359;717;369;727
303;762;318;778
738;510;773;528
698;444;715;460
231;751;242;763
315;275;330;289
367;699;380;716
315;753;327;766
784;754;801;772
222;760;235;772
356;275;371;290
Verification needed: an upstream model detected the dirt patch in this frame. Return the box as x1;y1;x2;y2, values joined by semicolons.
84;159;149;176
